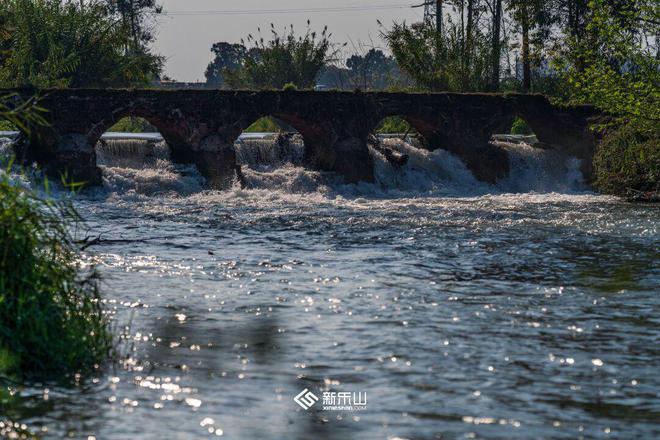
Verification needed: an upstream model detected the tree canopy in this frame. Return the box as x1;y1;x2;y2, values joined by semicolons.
0;0;162;88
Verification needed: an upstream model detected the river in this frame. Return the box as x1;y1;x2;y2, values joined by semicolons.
1;134;659;439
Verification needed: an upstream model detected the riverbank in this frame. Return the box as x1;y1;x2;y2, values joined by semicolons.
0;175;112;379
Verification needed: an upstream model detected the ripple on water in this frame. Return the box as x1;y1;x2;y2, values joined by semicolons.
3;139;659;439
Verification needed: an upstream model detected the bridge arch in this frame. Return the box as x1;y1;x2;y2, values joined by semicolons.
89;110;190;162
234;116;305;169
89;109;242;189
370;111;450;152
95;117;165;168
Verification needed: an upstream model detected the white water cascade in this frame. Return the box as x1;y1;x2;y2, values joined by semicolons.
2;130;588;197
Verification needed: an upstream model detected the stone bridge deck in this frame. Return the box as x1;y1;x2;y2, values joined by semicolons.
3;89;602;188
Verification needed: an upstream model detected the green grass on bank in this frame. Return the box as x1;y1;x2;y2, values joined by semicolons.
106;117;157;133
244;116;284;133
0;174;112;378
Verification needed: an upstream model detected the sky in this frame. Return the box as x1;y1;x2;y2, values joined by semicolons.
153;1;423;82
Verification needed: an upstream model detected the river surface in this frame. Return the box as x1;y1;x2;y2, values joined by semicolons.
1;134;659;439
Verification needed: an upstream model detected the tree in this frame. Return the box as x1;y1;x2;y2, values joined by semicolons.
382;7;491;91
205;43;248;87
104;0;162;51
563;0;659;131
0;0;162;88
563;0;659;199
345;49;398;90
224;22;336;90
490;0;503;90
506;0;553;92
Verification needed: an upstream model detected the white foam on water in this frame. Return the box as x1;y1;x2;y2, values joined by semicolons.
6;132;595;202
235;133;305;167
0;136;14;161
100;161;205;197
369;138;485;196
96;138;169;168
495;141;587;193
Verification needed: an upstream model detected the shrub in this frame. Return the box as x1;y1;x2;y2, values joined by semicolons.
224;22;336;90
510;117;533;135
0;120;15;131
382;19;491;92
0;174;112;377
593;125;660;200
282;82;298;91
376;116;412;134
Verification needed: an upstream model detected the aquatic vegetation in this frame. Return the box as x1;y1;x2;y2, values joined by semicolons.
0;174;112;377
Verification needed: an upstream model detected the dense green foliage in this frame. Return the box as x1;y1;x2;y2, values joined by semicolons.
593;125;660;199
561;0;659;132
376;116;413;134
0;175;112;377
560;0;659;198
0;0;162;88
209;42;410;91
382;18;491;92
0;95;111;378
381;0;658;98
104;0;162;50
0;120;15;131
223;23;336;89
510;117;534;135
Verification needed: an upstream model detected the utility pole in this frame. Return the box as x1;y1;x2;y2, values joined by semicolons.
413;1;443;34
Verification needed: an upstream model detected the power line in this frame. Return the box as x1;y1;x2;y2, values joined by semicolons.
161;3;414;16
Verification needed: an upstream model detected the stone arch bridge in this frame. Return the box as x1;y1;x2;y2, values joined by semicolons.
5;89;601;188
